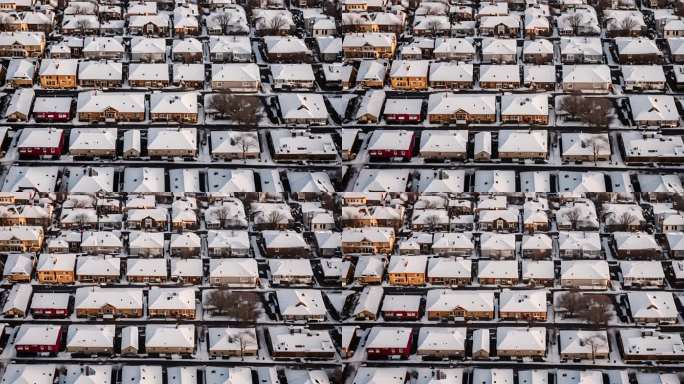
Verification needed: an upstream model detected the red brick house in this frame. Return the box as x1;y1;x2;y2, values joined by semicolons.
30;293;70;318
15;325;62;353
366;327;413;360
32;97;73;122
367;130;415;160
17;128;65;157
383;99;423;124
381;295;421;321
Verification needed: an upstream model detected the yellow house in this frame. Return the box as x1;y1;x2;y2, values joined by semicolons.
39;59;78;89
389;60;429;90
36;253;76;284
387;255;427;286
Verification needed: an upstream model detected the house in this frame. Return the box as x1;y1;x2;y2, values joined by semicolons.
173;63;204;88
0;365;56;384
427;93;496;124
604;10;646;36
269;259;313;285
76;91;145;122
75;287;143;318
381;295;421;320
480;232;516;258
356;90;386;123
559;330;610;360
148;287;196;319
367;130;415;160
560;260;610;289
562;65;612;92
619;329;684;361
351;369;407;384
666;232;684;257
148;92;198;122
342;227;395;254
365;327;412;359
66;324;115;354
429;62;473;89
627;291;678;324
128;14;170;36
14;324;62;353
268;326;335;359
264;36;312;62
170;232;200;257
387;255;427;286
145;324;195;354
211;63;260;92
342;32;396;59
480;15;519;37
69;128;117;157
128;63;169;88
427;257;471;285
127;208;168;230
209;258;259;287
76;255;120;283
353;286;383;320
276;289;326;321
621;132;684;163
0;31;45;57
499;289;547;320
17;128;64;157
32;97;72;122
389;60;429;90
629;95;679;128
501;95;549;125
31;292;71;318
497;327;546;357
622;65;666;91
278;94;328;125
172;38;202;62
416;328;466;358
419;130;468;160
2;283;31;317
208;327;258;357
271;64;315;90
38;59;77;89
522;234;553;258
82;36;125;60
426;289;495;320
383;98;422;123
560;37;603;63
621;261;665;287
36;253;76;284
0;226;43;252
127;258;167;283
524;65;556;90
481;38;517;63
561;133;611;162
615;38;661;65
5;58;35;87
354;256;386;284
669;38;684;63
613;232;661;259
130;37;166;62
121;366;163;384
4;88;34;121
522;260;554;286
498;129;548;159
208;36;252;62
525;7;550;37
2;253;33;282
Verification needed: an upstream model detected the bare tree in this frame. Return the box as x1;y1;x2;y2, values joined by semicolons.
267;14;289;35
617;17;638;36
615;211;638;230
567;12;587;35
557;290;587;318
582;333;608;363
578;295;613;328
213;13;234;34
563;207;583;230
206;290;262;323
577;98;613;129
74;18;91;35
323;0;340;19
232;133;259;163
235;330;255;360
207;94;263;125
264;209;286;229
422;214;442;232
423;18;443;36
212;205;232;229
676;0;684;17
558;94;587;121
583;135;609;164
